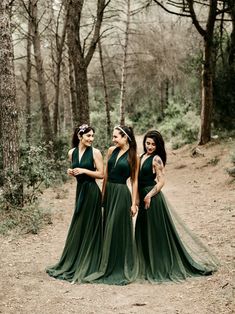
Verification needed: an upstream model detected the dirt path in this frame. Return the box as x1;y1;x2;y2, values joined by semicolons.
0;139;234;314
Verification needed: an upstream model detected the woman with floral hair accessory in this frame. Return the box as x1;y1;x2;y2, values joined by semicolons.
135;130;218;283
84;125;139;285
46;124;104;283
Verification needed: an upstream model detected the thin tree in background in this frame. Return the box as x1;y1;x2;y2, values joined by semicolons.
25;1;32;144
68;52;78;126
98;39;111;137
23;0;53;144
119;0;131;125
50;0;69;136
0;0;22;205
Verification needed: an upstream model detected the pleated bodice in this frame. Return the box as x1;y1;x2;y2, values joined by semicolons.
72;146;95;183
107;147;130;184
139;154;155;188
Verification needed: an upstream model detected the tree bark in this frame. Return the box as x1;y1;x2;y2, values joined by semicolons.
68;52;78;126
67;0;107;125
25;3;32;144
0;0;22;206
228;1;235;69
30;0;53;144
98;39;111;137
52;1;69;136
186;0;217;145
119;0;130;126
0;1;19;172
199;40;214;144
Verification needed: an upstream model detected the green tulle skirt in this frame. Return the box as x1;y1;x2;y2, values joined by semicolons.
135;187;218;283
46;181;102;283
84;182;138;285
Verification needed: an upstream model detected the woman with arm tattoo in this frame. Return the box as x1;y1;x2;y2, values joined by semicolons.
135;130;218;283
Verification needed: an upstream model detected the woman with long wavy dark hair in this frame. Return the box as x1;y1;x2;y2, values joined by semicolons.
84;125;139;285
135;130;218;283
46;124;104;283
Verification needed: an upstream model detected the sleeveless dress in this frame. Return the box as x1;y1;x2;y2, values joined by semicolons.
84;147;138;285
135;154;218;283
46;146;102;283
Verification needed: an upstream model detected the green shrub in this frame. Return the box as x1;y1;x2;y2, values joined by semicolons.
159;101;200;148
0;203;52;235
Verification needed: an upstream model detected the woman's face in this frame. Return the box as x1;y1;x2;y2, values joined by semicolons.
79;130;94;146
112;129;127;147
145;137;156;155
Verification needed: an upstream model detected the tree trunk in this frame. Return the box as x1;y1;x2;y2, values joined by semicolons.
160;80;164;117
66;0;89;125
165;78;169;106
74;60;90;124
0;1;19;172
52;1;68;136
119;0;130;126
0;0;22;206
197;0;217;145
228;2;235;69
68;52;78;126
66;0;107;126
98;39;111;137
199;39;214;144
26;5;32;144
30;0;53;144
185;0;217;145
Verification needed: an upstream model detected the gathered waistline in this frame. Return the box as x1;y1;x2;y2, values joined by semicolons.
138;181;155;188
107;179;127;185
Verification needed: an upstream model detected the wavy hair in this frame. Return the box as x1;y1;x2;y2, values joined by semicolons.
143;130;167;166
72;124;95;148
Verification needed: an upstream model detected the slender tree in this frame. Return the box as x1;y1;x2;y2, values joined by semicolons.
98;39;111;137
24;0;53;144
119;0;131;125
25;1;32;144
49;0;69;136
68;52;78;126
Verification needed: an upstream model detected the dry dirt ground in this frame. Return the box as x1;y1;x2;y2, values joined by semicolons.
0;138;234;314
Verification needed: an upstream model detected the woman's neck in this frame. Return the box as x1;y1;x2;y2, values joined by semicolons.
119;144;129;152
78;142;86;151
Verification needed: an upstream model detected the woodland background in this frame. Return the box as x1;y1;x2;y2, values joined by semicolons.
0;0;234;231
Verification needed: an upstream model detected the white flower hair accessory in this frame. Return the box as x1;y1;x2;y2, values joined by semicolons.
78;124;89;134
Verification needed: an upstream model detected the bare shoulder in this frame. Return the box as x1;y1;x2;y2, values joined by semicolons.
92;147;103;158
107;146;116;155
68;148;76;161
153;155;164;169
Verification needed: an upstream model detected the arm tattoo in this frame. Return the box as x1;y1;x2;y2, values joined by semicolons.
149;184;159;196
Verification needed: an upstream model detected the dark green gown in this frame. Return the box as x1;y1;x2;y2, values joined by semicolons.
135;154;218;283
46;146;102;283
84;147;138;285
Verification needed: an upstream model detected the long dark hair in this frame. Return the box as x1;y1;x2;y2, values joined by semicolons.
72;124;95;148
143;130;167;166
114;125;137;180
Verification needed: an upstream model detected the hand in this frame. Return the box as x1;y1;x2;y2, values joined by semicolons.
130;204;138;217
67;168;74;176
73;167;85;176
144;194;151;210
